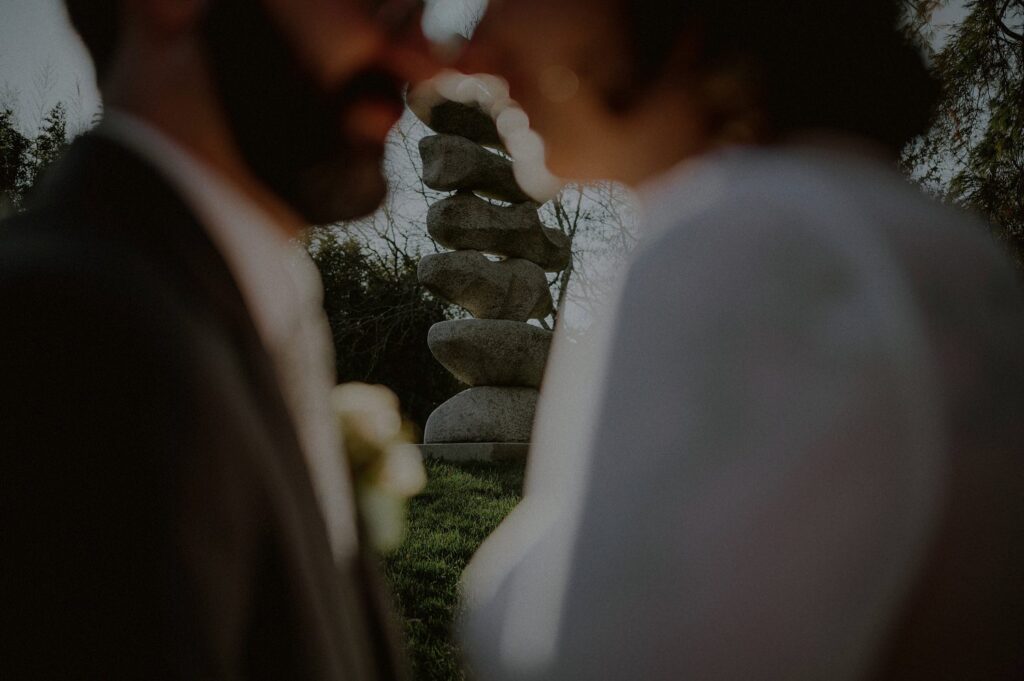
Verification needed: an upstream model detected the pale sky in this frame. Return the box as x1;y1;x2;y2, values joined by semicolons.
0;0;100;133
0;0;486;134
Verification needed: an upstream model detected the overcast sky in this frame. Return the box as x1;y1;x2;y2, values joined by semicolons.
0;0;100;132
0;0;488;133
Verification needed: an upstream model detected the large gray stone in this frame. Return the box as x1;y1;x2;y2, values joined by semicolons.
427;193;571;272
428;319;552;387
420;134;530;204
418;251;552;321
424;387;539;443
422;100;503;148
418;442;529;462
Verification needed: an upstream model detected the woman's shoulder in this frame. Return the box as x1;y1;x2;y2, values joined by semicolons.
633;148;861;286
631;144;1024;377
639;145;1012;288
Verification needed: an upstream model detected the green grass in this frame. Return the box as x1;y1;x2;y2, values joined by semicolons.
383;459;525;681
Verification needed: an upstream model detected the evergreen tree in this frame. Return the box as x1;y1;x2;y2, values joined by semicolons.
27;102;69;194
0;102;72;215
0;107;31;214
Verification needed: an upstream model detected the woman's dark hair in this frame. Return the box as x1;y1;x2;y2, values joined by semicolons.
613;0;938;151
64;0;121;81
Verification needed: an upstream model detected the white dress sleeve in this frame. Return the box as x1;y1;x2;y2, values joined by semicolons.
460;196;944;681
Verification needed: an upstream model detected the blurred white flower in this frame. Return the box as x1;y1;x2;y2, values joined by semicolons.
379;443;429;497
434;69;467;102
406;70;565;202
357;486;408;554
476;74;510;101
332;382;403;449
496;107;530;138
331;382;427;552
455;77;490;106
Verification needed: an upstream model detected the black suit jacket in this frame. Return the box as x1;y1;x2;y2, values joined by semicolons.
0;134;404;680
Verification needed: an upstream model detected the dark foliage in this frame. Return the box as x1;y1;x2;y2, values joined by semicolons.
0;103;70;214
0;108;31;211
28;103;69;192
903;0;1024;266
308;229;463;433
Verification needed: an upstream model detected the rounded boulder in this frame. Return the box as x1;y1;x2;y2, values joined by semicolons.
423;387;539;443
429;319;553;387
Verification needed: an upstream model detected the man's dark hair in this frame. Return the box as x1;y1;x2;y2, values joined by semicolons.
614;0;938;151
64;0;121;81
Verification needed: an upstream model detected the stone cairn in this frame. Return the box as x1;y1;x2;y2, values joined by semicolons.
410;92;571;454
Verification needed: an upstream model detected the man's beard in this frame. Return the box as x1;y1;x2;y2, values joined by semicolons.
202;0;404;225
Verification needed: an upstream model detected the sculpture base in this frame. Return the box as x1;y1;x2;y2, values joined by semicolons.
419;442;529;463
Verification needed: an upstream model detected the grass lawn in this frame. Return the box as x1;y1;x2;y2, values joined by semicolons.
383;458;526;681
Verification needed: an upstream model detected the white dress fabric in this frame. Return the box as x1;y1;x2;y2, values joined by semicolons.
459;143;1024;680
97;112;358;562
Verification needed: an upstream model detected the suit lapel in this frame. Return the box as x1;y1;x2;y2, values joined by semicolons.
32;134;398;679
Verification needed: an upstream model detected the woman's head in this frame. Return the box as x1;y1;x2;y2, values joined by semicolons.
465;0;938;185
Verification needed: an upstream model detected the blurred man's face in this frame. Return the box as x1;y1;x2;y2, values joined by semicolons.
203;0;426;224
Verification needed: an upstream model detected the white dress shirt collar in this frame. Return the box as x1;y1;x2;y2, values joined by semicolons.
96;110;358;560
96;110;312;351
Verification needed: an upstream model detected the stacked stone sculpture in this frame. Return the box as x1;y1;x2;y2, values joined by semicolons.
412;96;570;454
